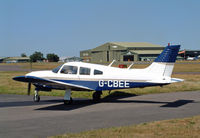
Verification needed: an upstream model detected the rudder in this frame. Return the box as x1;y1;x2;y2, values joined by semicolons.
146;45;180;77
154;45;180;63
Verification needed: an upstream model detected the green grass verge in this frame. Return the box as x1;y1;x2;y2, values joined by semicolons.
50;115;200;138
0;61;200;99
1;63;200;137
1;61;200;72
0;71;200;99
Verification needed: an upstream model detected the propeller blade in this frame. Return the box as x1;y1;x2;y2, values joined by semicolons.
28;82;31;95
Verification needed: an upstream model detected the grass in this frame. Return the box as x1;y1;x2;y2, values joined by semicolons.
50;115;200;138
0;71;97;98
129;62;200;73
0;72;200;99
1;62;200;138
0;61;200;99
0;62;63;70
1;60;200;72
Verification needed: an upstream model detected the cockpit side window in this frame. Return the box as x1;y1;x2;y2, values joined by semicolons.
94;69;103;75
60;65;78;74
52;64;63;73
79;67;90;75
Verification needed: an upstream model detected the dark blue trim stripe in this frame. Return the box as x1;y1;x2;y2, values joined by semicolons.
53;79;167;91
154;45;180;63
13;76;169;91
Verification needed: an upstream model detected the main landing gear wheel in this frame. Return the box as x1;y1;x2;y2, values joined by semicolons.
64;97;73;105
92;91;102;102
33;95;40;102
33;89;40;102
64;89;73;105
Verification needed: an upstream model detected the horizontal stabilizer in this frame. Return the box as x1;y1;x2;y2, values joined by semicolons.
170;78;184;83
147;77;184;84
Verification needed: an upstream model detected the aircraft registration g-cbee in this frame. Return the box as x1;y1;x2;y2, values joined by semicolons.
13;44;183;105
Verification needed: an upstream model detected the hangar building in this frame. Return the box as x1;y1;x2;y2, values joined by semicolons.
179;50;200;60
80;42;165;63
4;57;30;63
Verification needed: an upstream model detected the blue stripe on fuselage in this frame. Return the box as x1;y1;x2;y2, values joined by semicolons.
52;79;167;91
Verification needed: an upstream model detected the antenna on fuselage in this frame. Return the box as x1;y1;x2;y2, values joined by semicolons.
127;62;134;69
108;60;116;67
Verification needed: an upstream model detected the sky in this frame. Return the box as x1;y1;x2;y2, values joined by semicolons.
0;0;200;57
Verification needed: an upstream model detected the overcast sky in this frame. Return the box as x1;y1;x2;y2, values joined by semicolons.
1;0;200;57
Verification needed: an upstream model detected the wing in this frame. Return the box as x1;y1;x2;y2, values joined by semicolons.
13;76;93;91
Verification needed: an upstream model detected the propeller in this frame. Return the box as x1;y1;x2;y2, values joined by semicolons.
28;82;31;95
27;60;32;96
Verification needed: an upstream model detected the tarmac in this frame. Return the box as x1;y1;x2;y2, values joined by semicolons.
0;64;31;72
0;91;200;138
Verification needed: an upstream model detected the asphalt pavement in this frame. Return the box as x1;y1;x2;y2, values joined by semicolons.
0;91;200;138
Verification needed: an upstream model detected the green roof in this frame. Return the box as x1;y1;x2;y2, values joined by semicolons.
6;57;30;60
81;42;165;53
130;50;163;54
109;42;163;48
80;49;91;52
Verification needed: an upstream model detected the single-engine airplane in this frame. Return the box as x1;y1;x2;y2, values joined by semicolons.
13;44;183;105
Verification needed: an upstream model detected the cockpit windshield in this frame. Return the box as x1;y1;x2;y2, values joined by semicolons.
52;64;63;73
60;65;78;74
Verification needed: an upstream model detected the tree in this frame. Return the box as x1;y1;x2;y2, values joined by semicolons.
21;53;27;57
30;51;44;62
46;53;59;62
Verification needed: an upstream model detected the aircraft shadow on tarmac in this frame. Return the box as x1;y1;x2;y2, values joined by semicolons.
0;91;195;110
35;91;195;111
0;99;63;108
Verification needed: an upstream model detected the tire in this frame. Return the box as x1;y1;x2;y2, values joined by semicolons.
33;95;40;102
92;91;101;102
64;97;73;105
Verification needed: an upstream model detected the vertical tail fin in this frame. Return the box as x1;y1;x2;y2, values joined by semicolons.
154;45;180;63
146;45;180;77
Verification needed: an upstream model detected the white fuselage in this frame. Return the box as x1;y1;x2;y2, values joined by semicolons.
25;61;182;91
